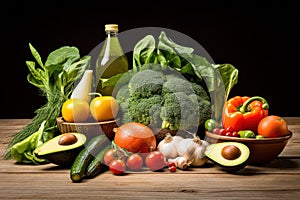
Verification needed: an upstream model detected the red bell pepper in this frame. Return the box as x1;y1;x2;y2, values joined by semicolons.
222;96;269;132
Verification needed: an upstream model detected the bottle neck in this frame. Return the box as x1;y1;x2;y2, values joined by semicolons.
106;31;118;37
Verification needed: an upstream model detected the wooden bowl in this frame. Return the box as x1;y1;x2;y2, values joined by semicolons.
205;131;293;165
56;117;119;141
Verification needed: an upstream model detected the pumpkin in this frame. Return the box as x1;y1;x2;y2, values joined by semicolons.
113;122;156;153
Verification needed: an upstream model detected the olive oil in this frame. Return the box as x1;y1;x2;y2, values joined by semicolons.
95;24;128;96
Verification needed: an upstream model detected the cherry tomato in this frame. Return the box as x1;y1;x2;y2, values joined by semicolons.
61;98;90;122
103;148;117;166
212;127;220;135
169;165;176;172
219;128;227;136
225;126;234;133
168;161;176;168
126;153;143;171
231;131;239;137
257;115;289;138
90;94;119;122
145;151;167;171
225;132;232;137
109;159;126;175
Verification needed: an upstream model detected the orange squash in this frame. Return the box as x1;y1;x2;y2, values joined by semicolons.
113;122;156;154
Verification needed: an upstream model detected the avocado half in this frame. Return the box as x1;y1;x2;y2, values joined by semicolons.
205;141;250;172
34;133;87;167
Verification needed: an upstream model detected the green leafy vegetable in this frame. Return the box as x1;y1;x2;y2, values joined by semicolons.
4;43;90;162
109;31;238;124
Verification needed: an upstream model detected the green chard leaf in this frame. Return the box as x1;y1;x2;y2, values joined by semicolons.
133;35;157;70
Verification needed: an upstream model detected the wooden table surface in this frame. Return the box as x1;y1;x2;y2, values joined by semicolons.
0;118;299;199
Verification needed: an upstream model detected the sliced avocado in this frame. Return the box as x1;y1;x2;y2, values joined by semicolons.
34;133;87;167
205;142;250;172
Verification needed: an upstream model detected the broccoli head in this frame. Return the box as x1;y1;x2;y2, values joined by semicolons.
190;82;210;101
128;69;165;98
128;94;164;126
162;77;195;96
115;67;212;132
160;92;201;131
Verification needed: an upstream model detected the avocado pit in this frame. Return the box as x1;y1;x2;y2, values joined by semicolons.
221;145;241;160
58;133;78;145
34;132;86;167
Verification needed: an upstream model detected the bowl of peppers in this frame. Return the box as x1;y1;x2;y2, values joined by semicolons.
205;96;293;165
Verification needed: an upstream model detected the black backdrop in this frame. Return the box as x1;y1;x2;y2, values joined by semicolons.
1;1;299;118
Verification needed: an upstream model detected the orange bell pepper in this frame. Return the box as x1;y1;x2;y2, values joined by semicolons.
222;96;269;132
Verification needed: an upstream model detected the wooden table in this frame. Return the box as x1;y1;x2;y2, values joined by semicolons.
0;118;299;199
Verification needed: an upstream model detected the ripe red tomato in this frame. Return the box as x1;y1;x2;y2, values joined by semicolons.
145;151;167;171
109;159;126;175
257;115;289;138
103;148;117;166
219;128;226;136
126;153;143;171
169;165;176;172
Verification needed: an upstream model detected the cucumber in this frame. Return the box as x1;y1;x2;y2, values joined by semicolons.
86;144;110;178
70;135;109;182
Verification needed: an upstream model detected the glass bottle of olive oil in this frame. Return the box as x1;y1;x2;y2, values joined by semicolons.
95;24;128;96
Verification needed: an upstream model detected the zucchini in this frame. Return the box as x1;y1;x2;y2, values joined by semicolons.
86;144;110;178
70;135;109;182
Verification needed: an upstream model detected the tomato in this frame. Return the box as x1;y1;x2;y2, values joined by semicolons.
145;151;167;171
219;128;226;136
103;148;117;166
109;159;126;175
61;98;90;122
126;153;143;171
114;122;156;154
231;131;239;137
257;115;289;138
225;126;234;133
212;127;220;135
90;95;119;122
169;165;176;172
168;161;176;168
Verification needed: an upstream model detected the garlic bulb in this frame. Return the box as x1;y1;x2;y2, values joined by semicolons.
157;133;183;159
177;133;209;167
168;156;192;170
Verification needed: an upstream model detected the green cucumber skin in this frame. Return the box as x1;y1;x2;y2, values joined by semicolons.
70;135;109;183
86;144;110;178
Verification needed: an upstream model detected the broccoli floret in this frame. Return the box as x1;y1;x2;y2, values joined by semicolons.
160;92;200;131
121;112;133;124
128;94;164;126
190;82;210;101
116;84;130;103
189;94;212;125
128;69;165;98
162;77;195;96
115;84;130;120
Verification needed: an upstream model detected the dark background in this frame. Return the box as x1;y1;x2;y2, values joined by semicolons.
1;1;299;118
